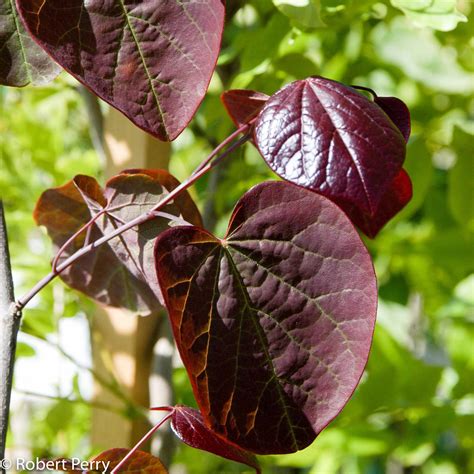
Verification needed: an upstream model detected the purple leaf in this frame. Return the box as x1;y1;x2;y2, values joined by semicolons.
253;76;406;216
17;0;225;141
34;169;201;314
374;96;411;143
0;0;60;86
155;181;377;454
221;89;269;128
170;406;260;473
337;169;413;238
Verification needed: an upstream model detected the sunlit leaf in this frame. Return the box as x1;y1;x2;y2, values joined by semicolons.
0;0;60;86
221;89;269;128
391;0;467;32
372;18;474;94
17;0;225;141
273;0;325;29
254;76;406;219
34;169;201;314
341;169;413;238
155;181;377;454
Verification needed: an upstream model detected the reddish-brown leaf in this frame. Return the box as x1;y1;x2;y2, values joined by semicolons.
254;77;406;216
17;0;225;141
221;89;269;128
374;96;411;143
339;169;413;238
155;181;377;454
34;169;201;314
169;405;260;473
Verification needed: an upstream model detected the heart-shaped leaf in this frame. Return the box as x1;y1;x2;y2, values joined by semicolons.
221;89;269;128
17;0;225;141
34;169;201;314
155;181;377;454
0;0;60;86
338;169;413;238
254;76;406;216
169;405;260;473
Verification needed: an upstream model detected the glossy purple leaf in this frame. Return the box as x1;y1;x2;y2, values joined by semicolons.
351;86;411;143
17;0;225;141
338;169;413;238
170;406;260;473
34;169;201;314
0;0;60;86
374;96;411;143
221;89;269;128
254;76;406;216
155;181;377;454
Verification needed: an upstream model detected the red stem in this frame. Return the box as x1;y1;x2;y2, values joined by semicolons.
110;410;174;474
51;209;105;273
14;129;251;312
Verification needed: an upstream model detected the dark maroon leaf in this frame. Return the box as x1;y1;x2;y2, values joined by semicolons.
374;96;411;143
339;169;413;238
169;405;260;473
17;0;225;141
351;86;411;143
221;89;269;128
34;169;201;314
155;181;377;454
0;0;60;86
254;76;406;216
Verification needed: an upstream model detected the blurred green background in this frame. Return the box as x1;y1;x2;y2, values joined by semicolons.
1;1;473;473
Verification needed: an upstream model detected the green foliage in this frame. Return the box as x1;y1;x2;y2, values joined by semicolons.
390;0;467;31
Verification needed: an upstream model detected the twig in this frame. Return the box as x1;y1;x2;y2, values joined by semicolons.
0;201;21;471
13;128;251;313
111;409;174;474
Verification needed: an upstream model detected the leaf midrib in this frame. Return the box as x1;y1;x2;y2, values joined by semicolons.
222;246;300;451
8;0;32;84
117;0;169;139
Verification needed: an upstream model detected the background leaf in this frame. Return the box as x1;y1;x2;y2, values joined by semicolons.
390;0;467;31
155;181;377;454
34;169;201;314
273;0;325;29
16;0;225;140
448;126;474;231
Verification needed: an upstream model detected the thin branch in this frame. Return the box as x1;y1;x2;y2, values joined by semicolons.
0;201;21;470
13;128;252;313
110;410;174;474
